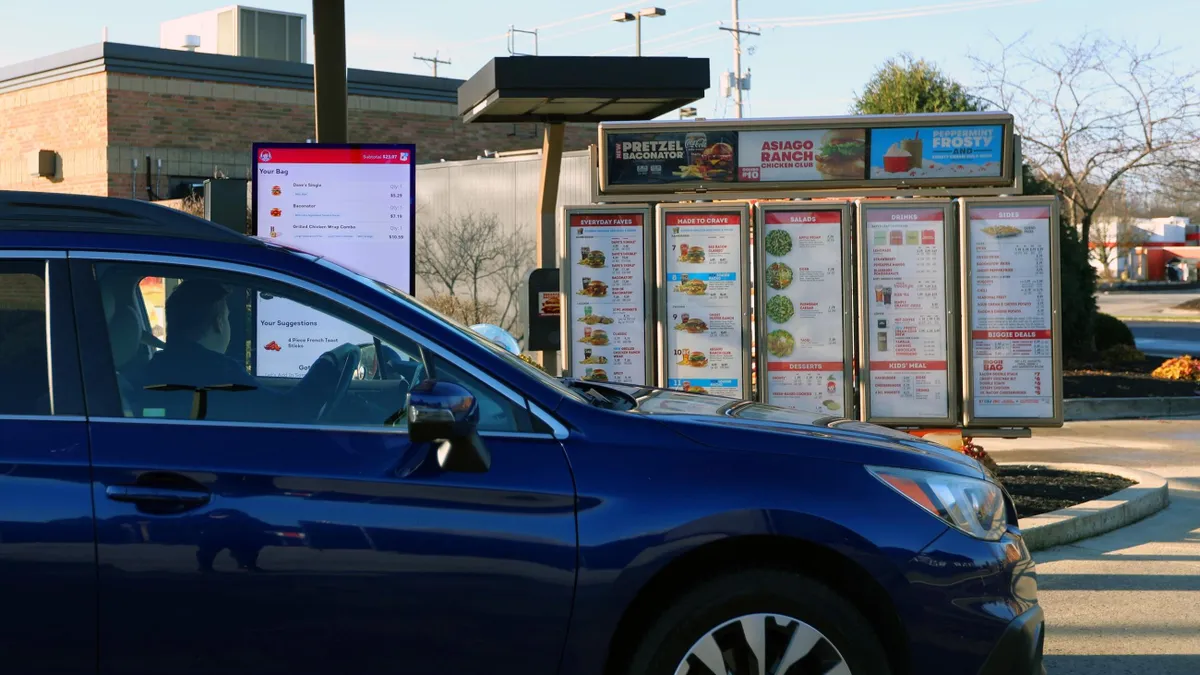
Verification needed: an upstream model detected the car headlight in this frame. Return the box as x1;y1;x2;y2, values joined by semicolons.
867;466;1008;541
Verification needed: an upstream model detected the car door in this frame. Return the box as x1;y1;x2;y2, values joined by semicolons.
0;253;96;673
71;252;577;675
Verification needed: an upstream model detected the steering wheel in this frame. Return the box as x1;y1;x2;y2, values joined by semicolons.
296;343;361;422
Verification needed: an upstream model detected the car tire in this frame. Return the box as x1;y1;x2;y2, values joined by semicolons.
625;568;892;675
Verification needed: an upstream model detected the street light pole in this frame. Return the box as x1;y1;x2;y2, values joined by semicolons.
612;7;666;57
635;14;642;57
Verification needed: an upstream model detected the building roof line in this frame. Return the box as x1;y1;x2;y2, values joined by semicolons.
0;42;462;103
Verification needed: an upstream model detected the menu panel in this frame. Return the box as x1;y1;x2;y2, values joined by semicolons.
862;205;953;421
564;210;650;385
967;205;1055;419
660;209;748;398
606;130;738;186
738;129;868;183
757;208;851;416
252;144;415;378
869;124;1004;180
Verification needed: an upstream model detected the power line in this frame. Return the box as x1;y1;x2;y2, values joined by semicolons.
413;52;451;78
745;0;1042;28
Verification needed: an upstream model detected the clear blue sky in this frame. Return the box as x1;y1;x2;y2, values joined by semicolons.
1;0;1195;119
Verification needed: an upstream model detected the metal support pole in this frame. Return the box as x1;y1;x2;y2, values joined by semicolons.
732;0;742;118
536;122;565;375
312;0;348;143
635;15;642;57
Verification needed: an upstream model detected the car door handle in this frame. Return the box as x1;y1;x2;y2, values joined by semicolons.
105;485;212;506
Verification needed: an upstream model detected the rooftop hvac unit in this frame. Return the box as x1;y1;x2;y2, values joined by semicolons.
160;5;307;63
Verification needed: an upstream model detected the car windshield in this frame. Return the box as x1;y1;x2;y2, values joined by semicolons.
305;252;588;404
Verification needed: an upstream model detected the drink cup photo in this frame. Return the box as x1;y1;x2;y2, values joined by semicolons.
581;246;590;262
874;285;884;303
882;143;912;173
901;137;923;170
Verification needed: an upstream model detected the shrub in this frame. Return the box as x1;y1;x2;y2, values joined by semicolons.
1152;355;1200;382
962;439;1000;477
1094;312;1135;351
1099;343;1145;366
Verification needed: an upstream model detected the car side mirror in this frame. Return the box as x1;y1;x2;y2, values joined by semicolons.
406;379;490;473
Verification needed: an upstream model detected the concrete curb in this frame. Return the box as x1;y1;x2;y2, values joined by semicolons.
1113;315;1200;323
1003;462;1170;552
1064;396;1200;421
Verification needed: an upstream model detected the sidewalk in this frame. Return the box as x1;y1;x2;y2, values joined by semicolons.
987;421;1200;674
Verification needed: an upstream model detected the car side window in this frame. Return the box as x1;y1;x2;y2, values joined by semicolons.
90;261;532;433
0;261;51;415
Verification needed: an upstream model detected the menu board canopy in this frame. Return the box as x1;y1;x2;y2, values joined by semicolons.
754;203;855;418
559;205;655;386
856;199;960;427
656;203;752;399
959;197;1064;427
598;112;1016;196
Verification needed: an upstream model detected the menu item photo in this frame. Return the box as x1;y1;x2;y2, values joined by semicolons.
577;246;607;268
764;229;792;256
767;329;795;357
766;295;795;323
765;262;793;290
674;316;709;333
578;279;609;297
815;129;868;180
678;243;706;264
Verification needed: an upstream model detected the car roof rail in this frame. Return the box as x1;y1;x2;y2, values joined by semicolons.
0;190;260;245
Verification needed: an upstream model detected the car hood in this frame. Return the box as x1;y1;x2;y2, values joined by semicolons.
588;382;985;478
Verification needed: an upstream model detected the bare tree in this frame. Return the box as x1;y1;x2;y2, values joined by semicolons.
414;211;535;327
491;231;536;337
973;33;1200;246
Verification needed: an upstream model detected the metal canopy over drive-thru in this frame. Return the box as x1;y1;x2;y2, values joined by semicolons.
554;111;1061;439
457;57;709;123
458;56;711;374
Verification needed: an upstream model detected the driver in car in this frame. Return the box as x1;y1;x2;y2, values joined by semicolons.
135;280;387;424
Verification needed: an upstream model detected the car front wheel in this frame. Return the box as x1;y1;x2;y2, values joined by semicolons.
625;569;892;675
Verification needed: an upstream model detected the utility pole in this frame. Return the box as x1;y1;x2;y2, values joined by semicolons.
413;52;451;78
718;0;759;118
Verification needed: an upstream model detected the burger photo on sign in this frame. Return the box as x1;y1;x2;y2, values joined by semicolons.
815;129;867;180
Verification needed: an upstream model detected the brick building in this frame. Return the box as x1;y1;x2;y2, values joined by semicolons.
0;42;595;198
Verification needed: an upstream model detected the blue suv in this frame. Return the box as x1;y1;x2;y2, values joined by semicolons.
0;190;1043;675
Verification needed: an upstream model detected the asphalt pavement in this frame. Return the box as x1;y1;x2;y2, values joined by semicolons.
1093;290;1200;356
988;421;1200;674
1126;321;1200;358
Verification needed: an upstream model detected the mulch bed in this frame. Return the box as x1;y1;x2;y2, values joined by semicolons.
1065;355;1200;399
1175;298;1200;311
998;465;1135;518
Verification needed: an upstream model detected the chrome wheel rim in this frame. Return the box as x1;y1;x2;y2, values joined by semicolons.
674;613;851;675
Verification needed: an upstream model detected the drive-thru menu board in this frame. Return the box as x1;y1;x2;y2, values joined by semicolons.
961;198;1063;425
755;204;854;416
252;143;415;377
859;201;958;425
658;205;751;398
560;206;654;385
